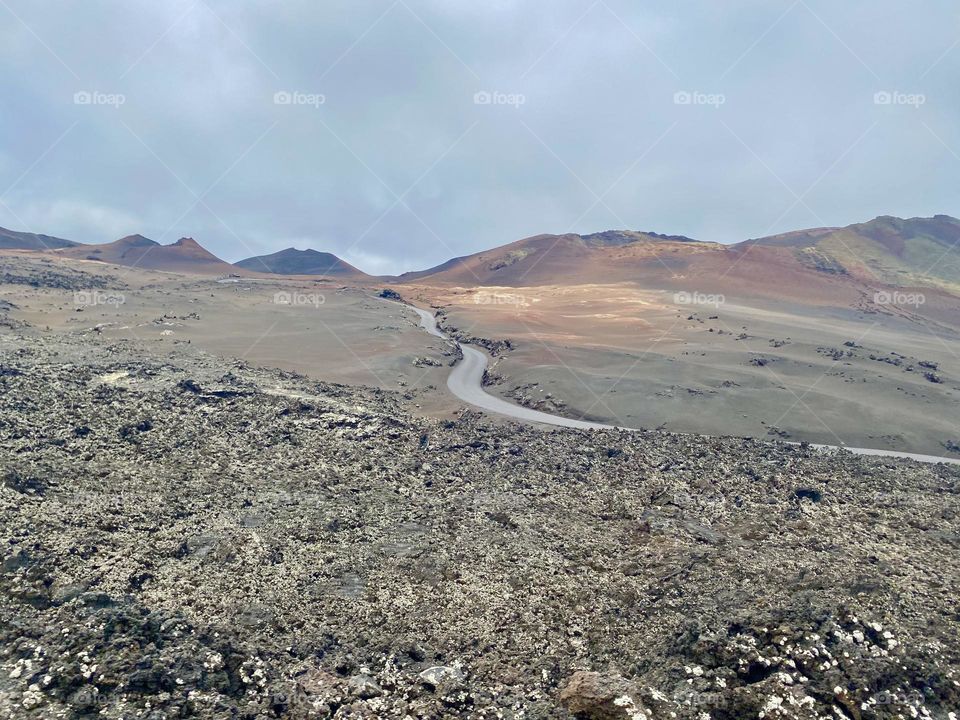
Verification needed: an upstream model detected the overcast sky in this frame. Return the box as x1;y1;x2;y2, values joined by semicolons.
1;1;958;274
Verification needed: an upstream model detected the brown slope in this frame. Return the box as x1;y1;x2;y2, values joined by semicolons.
738;226;839;248
55;235;239;275
398;232;716;286
395;230;858;303
0;226;78;250
398;234;587;285
400;217;960;306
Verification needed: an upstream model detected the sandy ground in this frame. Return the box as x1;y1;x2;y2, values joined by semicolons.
403;282;960;458
0;252;458;419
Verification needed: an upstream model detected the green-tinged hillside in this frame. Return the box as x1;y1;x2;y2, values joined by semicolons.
748;215;960;293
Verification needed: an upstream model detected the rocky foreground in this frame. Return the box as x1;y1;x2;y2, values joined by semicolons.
1;327;959;719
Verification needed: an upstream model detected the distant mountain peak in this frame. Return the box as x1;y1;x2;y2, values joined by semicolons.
643;231;699;243
0;226;78;250
858;214;960;229
44;232;232;274
115;234;158;247
234;246;368;278
165;237;223;262
580;230;699;246
276;247;325;256
740;214;960;292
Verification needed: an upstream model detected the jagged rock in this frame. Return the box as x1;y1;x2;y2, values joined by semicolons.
348;674;381;699
418;665;465;693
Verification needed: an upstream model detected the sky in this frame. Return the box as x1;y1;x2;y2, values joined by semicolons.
1;0;958;275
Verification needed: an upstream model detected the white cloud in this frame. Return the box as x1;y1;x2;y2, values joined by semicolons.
0;0;957;273
18;200;142;244
340;248;408;276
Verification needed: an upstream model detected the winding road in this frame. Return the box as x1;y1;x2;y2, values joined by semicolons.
410;306;960;466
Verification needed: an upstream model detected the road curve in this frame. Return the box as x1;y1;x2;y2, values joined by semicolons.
450;343;612;430
410;306;960;466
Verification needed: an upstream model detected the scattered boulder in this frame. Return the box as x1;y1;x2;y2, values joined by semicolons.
559;671;647;719
348;673;382;699
418;665;465;693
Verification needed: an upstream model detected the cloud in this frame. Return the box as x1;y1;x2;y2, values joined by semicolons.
340;248;404;277
13;200;142;244
0;0;958;274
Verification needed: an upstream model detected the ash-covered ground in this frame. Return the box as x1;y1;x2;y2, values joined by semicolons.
1;325;959;719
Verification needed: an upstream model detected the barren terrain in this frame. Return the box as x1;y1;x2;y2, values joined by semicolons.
403;282;960;458
4;250;958;459
0;252;456;418
2;304;959;719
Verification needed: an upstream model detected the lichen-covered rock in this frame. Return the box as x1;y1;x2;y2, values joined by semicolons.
559;671;647;719
0;328;958;718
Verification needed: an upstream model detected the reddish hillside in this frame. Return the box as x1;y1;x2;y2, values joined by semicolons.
55;235;239;275
395;231;852;303
396;217;960;306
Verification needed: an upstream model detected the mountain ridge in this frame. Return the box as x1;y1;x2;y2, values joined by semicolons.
52;234;237;275
0;226;79;250
235;247;369;278
2;215;958;293
394;215;960;299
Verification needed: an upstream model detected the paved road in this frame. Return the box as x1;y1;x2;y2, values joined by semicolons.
450;343;612;430
410;306;960;465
